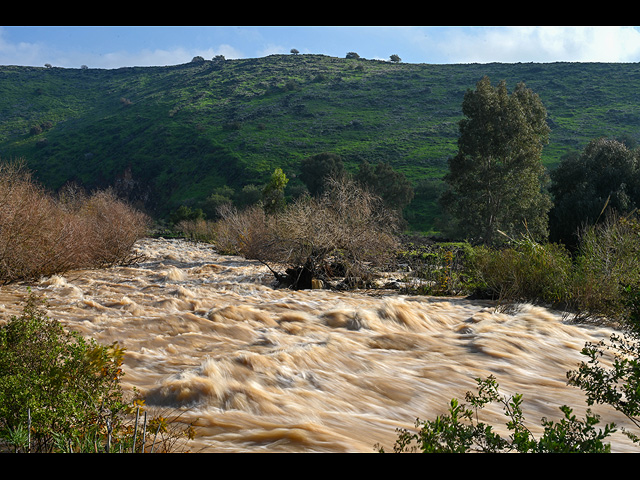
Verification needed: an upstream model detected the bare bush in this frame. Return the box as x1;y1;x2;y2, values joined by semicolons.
0;161;149;284
77;189;149;268
214;177;400;289
175;218;217;243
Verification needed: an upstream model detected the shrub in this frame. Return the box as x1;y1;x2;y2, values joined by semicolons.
176;218;217;243
214;177;400;289
398;241;478;296
380;375;616;453
76;189;149;268
0;291;127;452
0;161;149;284
568;213;640;324
567;330;640;445
0;292;197;453
212;203;271;257
470;233;572;310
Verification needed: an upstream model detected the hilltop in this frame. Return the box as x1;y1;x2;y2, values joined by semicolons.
1;54;640;232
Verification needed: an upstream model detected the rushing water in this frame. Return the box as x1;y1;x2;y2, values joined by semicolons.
0;237;636;452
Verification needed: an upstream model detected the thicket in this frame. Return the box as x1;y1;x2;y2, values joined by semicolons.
214;177;400;290
0;160;149;284
0;292;196;453
401;213;640;325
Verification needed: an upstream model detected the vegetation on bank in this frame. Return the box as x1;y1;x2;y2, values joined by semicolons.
1;62;640;452
0;162;194;452
0;291;196;453
0;160;149;284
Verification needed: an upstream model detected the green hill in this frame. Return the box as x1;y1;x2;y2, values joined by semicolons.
1;54;640;233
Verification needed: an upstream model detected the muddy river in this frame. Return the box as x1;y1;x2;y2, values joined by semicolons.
0;238;636;452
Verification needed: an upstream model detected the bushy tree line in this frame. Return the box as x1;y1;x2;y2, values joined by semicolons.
430;76;640;322
0;160;149;284
441;76;640;251
380;76;640;453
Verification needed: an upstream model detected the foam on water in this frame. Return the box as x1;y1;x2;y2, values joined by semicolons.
0;238;635;452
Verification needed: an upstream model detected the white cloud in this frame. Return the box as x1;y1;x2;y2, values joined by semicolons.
255;43;289;58
432;26;640;63
0;27;246;68
0;28;48;67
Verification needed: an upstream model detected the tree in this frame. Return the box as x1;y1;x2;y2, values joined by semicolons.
549;137;640;247
299;152;345;196
215;177;400;290
169;205;204;225
355;160;414;214
262;168;289;214
441;76;552;245
235;184;262;209
202;185;235;219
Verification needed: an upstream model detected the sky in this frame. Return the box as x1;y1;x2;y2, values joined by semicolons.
2;26;640;69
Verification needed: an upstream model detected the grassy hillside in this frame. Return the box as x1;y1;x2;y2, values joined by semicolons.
1;55;640;232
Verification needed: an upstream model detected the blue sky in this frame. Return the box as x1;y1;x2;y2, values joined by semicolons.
2;26;640;69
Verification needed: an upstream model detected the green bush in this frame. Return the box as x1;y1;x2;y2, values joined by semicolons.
470;233;572;310
398;241;478;296
382;327;640;453
568;214;640;324
567;330;640;445
0;291;128;452
380;375;616;453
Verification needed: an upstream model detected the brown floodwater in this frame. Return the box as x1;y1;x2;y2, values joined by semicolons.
0;238;636;452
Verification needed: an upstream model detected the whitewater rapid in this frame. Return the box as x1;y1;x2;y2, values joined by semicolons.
0;238;636;452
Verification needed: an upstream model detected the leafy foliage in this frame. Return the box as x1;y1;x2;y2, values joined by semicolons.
471;233;573;310
355;160;414;214
299;152;344;197
568;213;640;323
380;375;616;453
397;241;478;296
442;77;552;244
0;292;198;453
261;167;289;214
549;137;640;247
567;331;640;445
0;291;127;452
